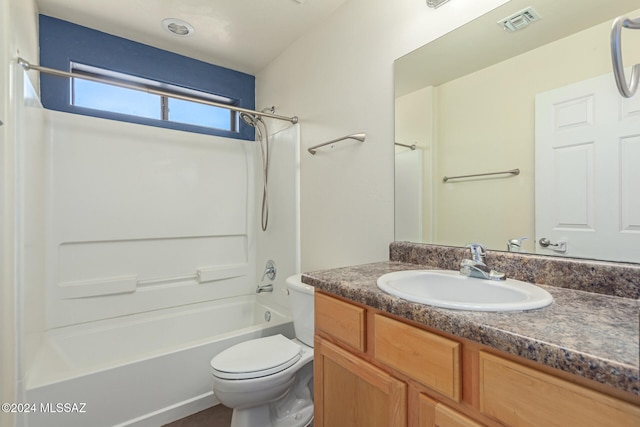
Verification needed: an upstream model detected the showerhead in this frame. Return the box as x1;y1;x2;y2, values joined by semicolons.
240;112;259;127
241;107;275;127
240;112;265;140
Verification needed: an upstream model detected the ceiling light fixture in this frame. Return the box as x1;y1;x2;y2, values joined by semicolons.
161;18;195;37
426;0;451;8
498;7;541;32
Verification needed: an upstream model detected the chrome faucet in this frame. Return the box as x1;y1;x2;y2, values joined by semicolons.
256;284;274;293
507;237;527;252
460;243;506;281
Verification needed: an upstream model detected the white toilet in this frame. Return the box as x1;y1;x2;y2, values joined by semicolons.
210;274;315;427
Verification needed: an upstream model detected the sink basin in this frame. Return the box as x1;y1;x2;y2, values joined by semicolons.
377;270;553;312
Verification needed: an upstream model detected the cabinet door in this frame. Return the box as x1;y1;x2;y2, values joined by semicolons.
315;337;407;427
479;352;640;427
419;394;484;427
435;404;484;427
418;393;437;426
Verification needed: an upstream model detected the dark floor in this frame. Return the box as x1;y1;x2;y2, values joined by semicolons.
162;405;232;427
162;404;314;427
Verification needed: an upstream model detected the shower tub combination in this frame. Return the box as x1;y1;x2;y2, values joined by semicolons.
24;295;294;427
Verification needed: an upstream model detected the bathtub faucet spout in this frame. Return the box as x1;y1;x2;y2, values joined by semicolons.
256;284;274;293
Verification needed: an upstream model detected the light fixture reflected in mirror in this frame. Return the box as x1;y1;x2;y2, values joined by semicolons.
427;0;451;9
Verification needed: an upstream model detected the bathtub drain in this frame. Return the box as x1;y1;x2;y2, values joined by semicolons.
264;311;272;322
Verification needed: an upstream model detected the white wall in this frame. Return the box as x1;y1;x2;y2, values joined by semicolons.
0;0;17;420
1;0;40;424
256;0;510;271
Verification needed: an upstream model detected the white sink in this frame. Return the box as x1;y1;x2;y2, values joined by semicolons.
377;270;553;312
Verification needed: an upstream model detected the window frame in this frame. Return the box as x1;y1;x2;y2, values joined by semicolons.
69;63;240;132
39;14;256;140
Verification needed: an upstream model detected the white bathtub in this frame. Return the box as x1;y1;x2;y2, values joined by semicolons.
24;295;294;427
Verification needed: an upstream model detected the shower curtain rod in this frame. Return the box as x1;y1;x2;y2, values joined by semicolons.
17;57;299;124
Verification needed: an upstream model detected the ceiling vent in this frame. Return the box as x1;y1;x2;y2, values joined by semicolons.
498;7;541;32
426;0;451;9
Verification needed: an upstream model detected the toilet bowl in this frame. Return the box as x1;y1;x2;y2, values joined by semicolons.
210;274;314;427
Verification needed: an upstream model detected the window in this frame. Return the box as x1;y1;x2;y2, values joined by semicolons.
39;15;256;140
70;63;238;132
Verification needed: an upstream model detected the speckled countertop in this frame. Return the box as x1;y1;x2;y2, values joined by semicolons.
303;255;640;397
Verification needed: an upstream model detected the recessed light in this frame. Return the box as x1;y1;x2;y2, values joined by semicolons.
161;18;195;37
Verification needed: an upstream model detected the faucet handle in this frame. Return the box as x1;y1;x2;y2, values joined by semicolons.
507;237;528;252
261;260;277;282
465;243;487;263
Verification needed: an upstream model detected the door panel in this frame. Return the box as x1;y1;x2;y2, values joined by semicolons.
535;72;640;262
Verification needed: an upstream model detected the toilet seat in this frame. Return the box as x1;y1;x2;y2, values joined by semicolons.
211;334;302;380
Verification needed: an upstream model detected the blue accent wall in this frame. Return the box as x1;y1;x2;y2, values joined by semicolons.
39;15;255;140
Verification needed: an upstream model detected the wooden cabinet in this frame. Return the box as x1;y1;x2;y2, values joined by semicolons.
479;352;640;427
315;337;406;427
314;292;640;427
375;314;461;402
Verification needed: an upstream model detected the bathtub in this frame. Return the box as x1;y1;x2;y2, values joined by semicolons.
23;295;294;427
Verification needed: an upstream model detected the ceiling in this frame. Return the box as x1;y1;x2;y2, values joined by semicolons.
36;0;348;75
395;0;640;96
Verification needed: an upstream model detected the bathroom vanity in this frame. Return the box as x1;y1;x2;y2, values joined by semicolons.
306;243;640;427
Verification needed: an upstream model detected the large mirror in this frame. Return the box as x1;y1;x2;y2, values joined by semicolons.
394;0;640;263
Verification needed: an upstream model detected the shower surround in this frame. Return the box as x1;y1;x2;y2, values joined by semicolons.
12;68;301;426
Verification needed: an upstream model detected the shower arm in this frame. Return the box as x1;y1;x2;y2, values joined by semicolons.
17;57;299;124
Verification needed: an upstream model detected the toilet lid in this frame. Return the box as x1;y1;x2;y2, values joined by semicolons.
210;334;302;380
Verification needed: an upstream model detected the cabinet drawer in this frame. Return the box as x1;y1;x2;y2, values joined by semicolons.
479;352;640;427
374;314;461;401
315;293;366;352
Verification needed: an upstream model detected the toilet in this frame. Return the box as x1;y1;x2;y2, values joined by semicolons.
210;274;315;427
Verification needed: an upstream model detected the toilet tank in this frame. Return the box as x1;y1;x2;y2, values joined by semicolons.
286;274;315;347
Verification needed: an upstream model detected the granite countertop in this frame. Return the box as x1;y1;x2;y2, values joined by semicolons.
303;261;640;397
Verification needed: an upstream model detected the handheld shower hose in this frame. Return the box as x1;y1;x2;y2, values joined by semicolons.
240;112;270;231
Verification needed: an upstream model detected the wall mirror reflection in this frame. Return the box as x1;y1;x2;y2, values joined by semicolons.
394;0;640;263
